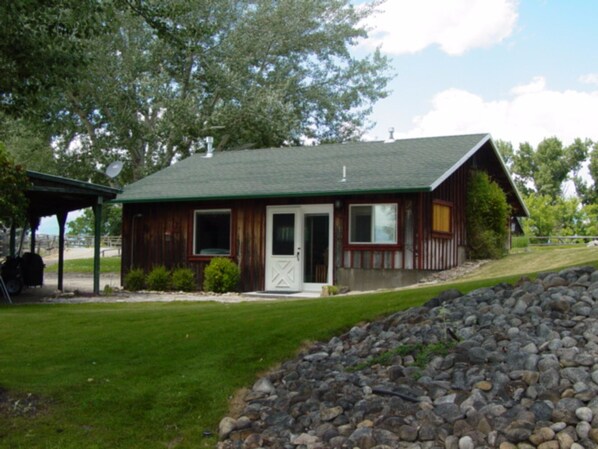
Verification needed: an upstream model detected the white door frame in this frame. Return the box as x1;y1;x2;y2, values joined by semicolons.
265;204;333;292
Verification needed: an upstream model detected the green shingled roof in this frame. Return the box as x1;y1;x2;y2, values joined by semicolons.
116;133;494;203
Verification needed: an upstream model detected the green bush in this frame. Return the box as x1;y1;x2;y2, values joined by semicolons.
466;170;511;259
171;267;197;292
124;268;145;291
203;257;240;293
146;266;171;291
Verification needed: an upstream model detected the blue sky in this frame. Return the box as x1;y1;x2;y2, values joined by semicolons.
38;1;597;235
360;0;598;147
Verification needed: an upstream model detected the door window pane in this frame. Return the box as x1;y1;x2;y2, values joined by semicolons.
272;213;295;255
303;214;329;283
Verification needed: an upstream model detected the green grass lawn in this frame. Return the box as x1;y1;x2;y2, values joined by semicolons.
44;256;121;274
1;250;597;449
460;245;598;281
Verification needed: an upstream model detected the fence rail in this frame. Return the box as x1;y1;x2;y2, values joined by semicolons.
525;236;598;245
0;232;121;257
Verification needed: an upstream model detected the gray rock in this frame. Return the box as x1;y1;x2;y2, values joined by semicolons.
458;436;474;449
218;417;237;439
252;377;276;395
219;267;598;449
398;425;418;442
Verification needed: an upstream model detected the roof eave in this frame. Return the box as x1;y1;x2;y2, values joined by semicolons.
27;170;122;196
113;186;433;204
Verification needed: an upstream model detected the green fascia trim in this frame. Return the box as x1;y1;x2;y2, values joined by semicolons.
112;186;433;204
27;170;122;195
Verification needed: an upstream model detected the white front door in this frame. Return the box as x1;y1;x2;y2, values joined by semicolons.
266;205;333;292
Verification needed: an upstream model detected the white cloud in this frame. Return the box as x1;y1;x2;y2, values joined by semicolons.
362;0;519;55
398;76;598;147
579;73;598;85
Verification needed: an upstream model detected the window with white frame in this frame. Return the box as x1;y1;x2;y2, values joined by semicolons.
349;204;397;244
193;209;231;255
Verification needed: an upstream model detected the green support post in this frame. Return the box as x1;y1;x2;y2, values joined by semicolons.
93;198;103;295
57;212;67;291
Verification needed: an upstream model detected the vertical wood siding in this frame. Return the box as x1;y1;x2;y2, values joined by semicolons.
121;168;471;291
415;162;469;271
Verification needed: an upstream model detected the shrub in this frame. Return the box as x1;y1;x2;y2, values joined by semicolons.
203;257;240;293
124;268;145;291
146;265;171;291
466;170;511;259
171;267;197;292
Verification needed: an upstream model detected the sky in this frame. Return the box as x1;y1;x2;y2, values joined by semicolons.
358;0;598;148
38;0;596;235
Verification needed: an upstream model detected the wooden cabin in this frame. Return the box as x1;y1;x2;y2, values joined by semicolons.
115;134;527;293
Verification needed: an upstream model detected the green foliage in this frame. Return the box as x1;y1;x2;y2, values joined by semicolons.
0;113;56;173
0;0;113;115
67;204;122;236
466;170;511;259
510;137;590;202
0;143;31;227
511;236;530;249
146;265;171;291
171;267;197;292
2;0;392;183
203;257;241;293
522;194;590;237
123;267;145;291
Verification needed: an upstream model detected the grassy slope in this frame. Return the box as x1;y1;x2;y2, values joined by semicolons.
0;248;596;449
461;246;598;281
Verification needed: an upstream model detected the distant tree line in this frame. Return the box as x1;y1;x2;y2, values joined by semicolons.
496;138;598;237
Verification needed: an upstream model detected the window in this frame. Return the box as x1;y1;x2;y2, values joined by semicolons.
432;201;452;234
193;210;231;255
349;204;397;244
272;213;295;256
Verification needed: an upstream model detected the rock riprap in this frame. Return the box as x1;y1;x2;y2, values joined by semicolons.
218;266;598;449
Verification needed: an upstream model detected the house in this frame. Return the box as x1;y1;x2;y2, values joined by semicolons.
115;133;527;293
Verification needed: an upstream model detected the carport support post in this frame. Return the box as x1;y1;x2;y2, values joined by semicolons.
57;212;67;291
93;198;103;295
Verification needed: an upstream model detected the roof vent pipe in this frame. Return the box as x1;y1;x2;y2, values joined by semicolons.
203;136;215;158
385;127;395;143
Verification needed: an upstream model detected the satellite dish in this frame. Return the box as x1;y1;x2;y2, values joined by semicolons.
105;161;123;179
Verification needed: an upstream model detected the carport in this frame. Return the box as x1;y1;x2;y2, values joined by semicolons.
5;171;120;295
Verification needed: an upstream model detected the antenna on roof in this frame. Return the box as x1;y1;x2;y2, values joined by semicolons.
202;136;215;158
385;127;395;143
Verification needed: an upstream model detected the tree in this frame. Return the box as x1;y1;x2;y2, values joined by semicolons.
495;139;514;167
466;171;511;259
47;0;393;182
574;141;598;205
67;204;122;236
511;137;590;202
0;1;112;116
0;143;30;229
0;113;57;173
